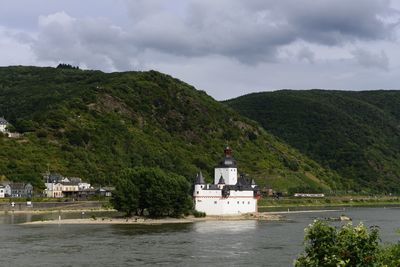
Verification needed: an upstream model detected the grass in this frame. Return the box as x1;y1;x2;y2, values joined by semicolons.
258;195;400;208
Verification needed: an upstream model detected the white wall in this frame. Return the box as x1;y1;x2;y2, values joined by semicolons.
194;187;257;215
214;167;237;185
0;124;6;132
194;196;257;215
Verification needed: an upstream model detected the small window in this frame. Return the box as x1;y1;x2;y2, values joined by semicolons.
214;201;217;204
242;201;244;204
196;191;199;194
237;201;239;204
248;201;250;204
227;201;229;204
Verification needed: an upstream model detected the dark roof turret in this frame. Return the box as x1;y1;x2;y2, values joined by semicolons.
195;171;205;184
217;146;237;168
218;176;225;184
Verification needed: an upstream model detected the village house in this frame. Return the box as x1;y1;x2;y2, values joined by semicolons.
10;183;33;198
44;182;63;198
0;185;5;198
97;187;114;197
1;181;12;197
0;117;8;133
43;173;92;198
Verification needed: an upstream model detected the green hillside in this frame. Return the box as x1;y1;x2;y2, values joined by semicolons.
225;90;400;193
0;66;340;193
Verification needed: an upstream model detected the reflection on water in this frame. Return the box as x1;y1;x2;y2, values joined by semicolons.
194;220;257;234
0;207;399;266
111;223;193;236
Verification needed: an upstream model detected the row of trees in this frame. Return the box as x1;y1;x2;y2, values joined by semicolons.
295;220;400;266
111;167;192;218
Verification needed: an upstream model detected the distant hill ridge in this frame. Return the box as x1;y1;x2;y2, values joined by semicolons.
0;66;339;193
225;89;400;193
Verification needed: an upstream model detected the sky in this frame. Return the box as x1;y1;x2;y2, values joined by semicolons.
1;0;400;100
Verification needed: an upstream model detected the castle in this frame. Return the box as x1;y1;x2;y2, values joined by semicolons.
193;147;260;215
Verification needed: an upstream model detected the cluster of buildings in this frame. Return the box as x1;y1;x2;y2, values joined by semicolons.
193;146;260;215
0;182;33;198
0;117;20;138
44;173;113;199
0;173;113;200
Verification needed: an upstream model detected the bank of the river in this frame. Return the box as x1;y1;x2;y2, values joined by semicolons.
0;200;109;212
258;195;400;208
21;212;284;225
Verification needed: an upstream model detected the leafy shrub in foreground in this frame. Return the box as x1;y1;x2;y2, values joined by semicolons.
295;220;380;266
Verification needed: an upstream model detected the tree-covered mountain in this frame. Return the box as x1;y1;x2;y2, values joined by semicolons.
0;66;340;192
225;90;400;193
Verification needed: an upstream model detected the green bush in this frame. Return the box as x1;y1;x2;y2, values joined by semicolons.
295;220;400;267
192;210;206;218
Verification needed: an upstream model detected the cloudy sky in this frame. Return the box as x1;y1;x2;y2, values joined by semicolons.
1;0;400;100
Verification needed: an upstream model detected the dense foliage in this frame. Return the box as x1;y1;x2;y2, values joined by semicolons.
0;66;339;192
295;220;400;266
226;90;400;193
111;167;192;217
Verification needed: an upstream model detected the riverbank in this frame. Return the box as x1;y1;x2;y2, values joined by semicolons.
21;212;285;225
2;208;114;214
0;200;108;212
21;209;348;225
258;195;400;209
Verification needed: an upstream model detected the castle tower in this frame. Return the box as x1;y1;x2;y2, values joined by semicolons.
193;172;205;197
214;146;237;185
217;175;225;189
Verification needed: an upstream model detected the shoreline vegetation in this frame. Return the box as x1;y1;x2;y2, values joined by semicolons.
258;195;400;208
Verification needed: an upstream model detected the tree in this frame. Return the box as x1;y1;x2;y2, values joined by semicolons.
295;220;380;267
111;167;192;217
111;178;139;217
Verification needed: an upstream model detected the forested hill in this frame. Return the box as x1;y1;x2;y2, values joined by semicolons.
0;66;340;192
225;90;400;193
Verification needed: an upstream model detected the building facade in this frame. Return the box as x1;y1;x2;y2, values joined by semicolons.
0;117;8;133
0;186;4;198
193;147;260;215
10;183;33;197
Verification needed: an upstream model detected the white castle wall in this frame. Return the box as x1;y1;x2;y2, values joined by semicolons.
194;196;257;215
194;189;257;215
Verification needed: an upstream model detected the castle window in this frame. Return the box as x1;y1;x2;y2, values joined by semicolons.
237;201;239;204
242;201;244;204
248;201;250;204
228;201;229;204
196;191;199;194
214;201;217;204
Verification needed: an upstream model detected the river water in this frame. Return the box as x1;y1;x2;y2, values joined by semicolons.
1;207;400;267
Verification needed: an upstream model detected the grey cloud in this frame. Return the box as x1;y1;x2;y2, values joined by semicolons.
280;0;393;44
32;12;136;70
122;0;395;64
351;49;389;70
25;0;399;70
297;47;315;63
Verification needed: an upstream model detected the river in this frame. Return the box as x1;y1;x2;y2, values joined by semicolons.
1;207;400;266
